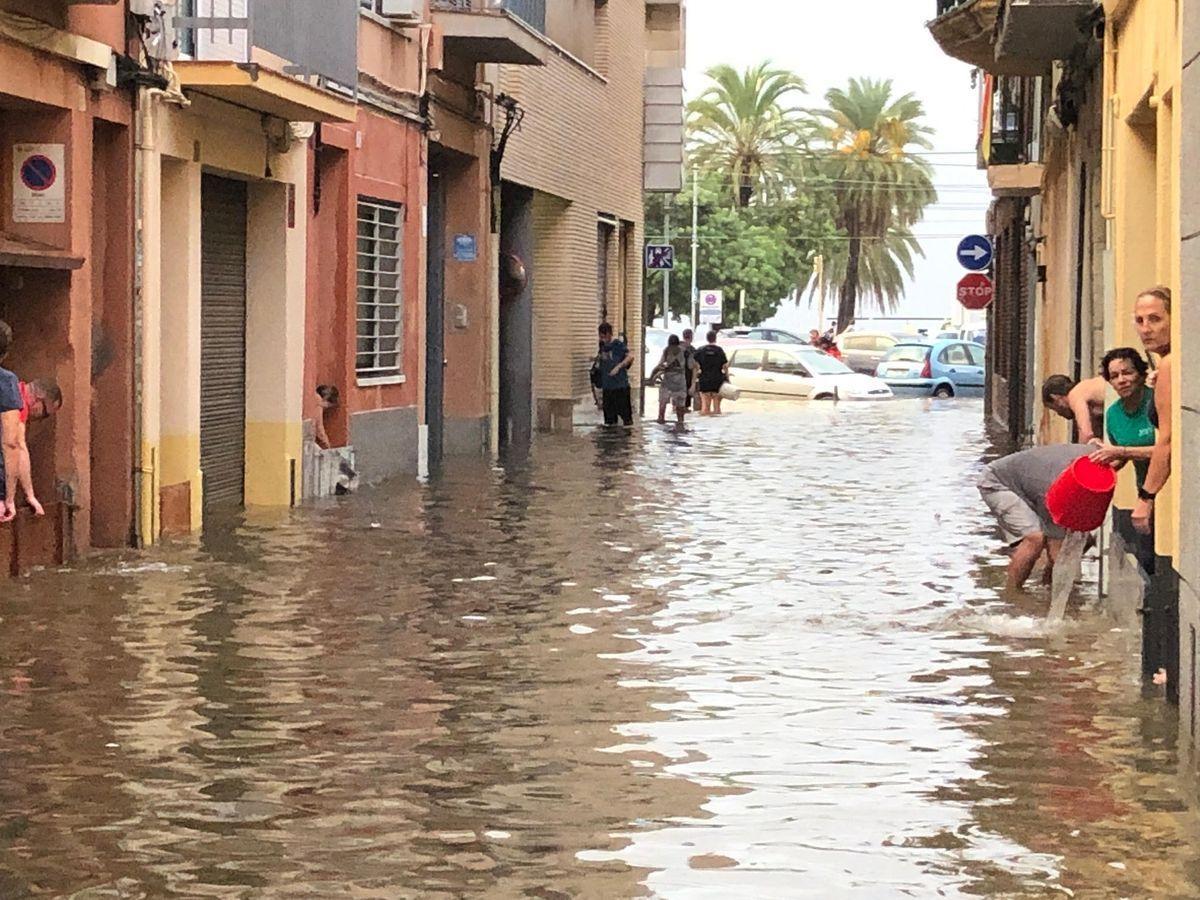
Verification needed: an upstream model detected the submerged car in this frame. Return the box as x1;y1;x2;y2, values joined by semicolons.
839;331;923;375
727;343;893;400
875;339;986;398
719;326;810;345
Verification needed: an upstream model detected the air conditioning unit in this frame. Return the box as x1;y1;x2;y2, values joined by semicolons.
377;0;422;22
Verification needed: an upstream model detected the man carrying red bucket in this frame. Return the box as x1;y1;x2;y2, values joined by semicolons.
978;444;1117;591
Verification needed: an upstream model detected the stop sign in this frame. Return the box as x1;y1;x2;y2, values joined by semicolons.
957;273;994;310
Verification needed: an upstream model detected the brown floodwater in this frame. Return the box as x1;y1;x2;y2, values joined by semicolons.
1;399;1198;898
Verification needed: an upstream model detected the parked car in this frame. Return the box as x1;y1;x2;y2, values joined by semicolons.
720;326;809;345
727;343;893;401
874;339;986;398
936;328;987;345
839;331;922;375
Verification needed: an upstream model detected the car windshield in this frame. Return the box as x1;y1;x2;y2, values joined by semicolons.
884;344;931;364
798;349;853;375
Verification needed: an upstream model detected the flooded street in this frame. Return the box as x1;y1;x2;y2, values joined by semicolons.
3;400;1200;898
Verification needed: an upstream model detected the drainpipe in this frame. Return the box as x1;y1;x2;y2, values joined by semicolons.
131;86;148;548
133;87;159;547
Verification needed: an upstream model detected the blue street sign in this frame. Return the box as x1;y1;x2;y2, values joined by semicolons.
957;234;993;271
646;244;675;271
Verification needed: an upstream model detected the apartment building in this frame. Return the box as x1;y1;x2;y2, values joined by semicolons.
929;0;1194;721
491;0;684;437
0;1;135;569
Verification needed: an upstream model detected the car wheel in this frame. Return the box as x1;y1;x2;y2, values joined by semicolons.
932;384;955;399
814;393;835;401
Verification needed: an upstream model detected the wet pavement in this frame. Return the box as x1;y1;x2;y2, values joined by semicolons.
2;399;1200;898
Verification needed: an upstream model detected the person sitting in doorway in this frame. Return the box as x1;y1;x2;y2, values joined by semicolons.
1087;348;1156;488
1042;373;1107;443
313;384;358;495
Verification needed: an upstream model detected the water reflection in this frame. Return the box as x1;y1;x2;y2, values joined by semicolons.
0;400;1197;896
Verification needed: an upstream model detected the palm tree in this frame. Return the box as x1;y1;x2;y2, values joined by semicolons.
688;63;808;208
809;78;937;332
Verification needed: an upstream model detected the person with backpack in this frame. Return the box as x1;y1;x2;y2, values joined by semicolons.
649;334;699;426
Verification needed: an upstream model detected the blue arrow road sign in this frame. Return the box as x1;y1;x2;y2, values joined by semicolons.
957;234;993;271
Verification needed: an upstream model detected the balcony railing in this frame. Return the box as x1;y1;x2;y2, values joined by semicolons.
431;0;546;35
935;0;972;15
981;75;1035;167
174;0;358;91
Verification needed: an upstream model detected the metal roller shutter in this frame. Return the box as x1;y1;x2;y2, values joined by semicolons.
200;175;248;508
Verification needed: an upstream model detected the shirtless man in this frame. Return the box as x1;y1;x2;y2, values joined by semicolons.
1042;374;1107;442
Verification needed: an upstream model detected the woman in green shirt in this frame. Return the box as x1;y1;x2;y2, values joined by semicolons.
1089;347;1155;486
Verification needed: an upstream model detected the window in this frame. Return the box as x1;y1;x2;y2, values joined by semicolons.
842;336;869;351
938;343;973;366
765;350;807;376
356;198;404;380
884;345;930;364
730;349;764;370
874;336;897;351
967;344;986;367
798;350;852;375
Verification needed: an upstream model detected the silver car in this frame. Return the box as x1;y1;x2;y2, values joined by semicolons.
839;331;922;375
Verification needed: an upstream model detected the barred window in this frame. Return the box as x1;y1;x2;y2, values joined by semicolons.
356;198;404;380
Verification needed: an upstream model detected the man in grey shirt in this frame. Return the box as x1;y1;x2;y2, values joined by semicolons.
978;443;1091;590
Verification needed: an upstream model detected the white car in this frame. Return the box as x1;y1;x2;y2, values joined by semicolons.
726;343;894;400
644;327;670;377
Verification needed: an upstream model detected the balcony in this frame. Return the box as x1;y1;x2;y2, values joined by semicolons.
431;0;549;66
980;75;1043;197
171;0;358;123
929;0;1094;76
996;0;1096;65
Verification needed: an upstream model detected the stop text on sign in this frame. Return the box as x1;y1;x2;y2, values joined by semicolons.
957;273;993;310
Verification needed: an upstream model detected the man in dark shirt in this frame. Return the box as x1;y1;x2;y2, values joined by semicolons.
681;328;699;413
597;322;634;426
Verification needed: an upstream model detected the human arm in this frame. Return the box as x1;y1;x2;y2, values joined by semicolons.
0;409;17;521
313;412;332;450
1089;442;1152;466
1069;387;1097;442
1134;357;1172;534
610;345;635;378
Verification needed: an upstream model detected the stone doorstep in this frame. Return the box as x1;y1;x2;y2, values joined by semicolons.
302;442;357;499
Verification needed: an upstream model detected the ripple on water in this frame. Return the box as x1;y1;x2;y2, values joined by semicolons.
0;400;1197;898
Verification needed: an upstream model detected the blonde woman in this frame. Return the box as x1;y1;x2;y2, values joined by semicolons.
1131;286;1172;534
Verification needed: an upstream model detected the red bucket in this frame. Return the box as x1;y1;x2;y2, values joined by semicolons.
1045;456;1116;532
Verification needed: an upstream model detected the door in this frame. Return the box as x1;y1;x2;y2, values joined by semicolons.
199;175;248;508
727;348;766;393
425;167;446;471
938;343;980;390
963;343;987;388
762;349;815;398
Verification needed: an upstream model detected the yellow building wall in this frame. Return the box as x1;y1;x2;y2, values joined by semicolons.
138;92;308;542
1103;0;1181;557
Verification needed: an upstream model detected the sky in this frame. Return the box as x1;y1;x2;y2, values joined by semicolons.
683;0;993;331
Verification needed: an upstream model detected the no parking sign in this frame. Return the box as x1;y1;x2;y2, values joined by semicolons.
12;143;65;223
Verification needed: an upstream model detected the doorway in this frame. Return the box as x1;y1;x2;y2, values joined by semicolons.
425;165;446;472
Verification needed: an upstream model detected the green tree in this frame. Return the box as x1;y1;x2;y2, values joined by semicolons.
809;78;937;332
643;169;836;326
687;62;807;208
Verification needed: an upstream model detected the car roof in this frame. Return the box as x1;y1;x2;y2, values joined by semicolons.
730;341;829;355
